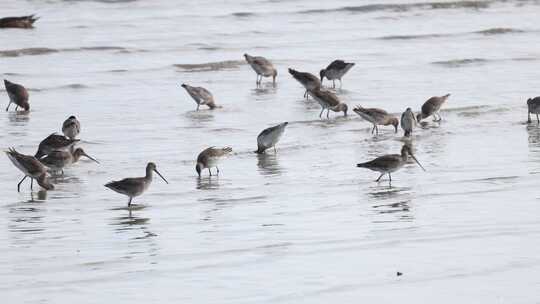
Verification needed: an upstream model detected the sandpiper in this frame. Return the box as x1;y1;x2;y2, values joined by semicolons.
256;122;288;154
196;147;232;177
417;94;450;122
105;162;168;207
353;106;398;135
5;148;54;192
244;53;277;85
0;15;38;29
308;88;348;119
356;144;426;183
35;133;79;159
400;108;416;137
527;97;540;123
288;68;321;99
180;83;217;110
62;116;81;140
320;60;355;88
40;148;99;175
4;79;29;112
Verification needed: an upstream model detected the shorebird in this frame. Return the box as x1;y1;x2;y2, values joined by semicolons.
40;148;99;175
356;144;426;183
288;68;321;99
180;83;217;110
400;108;417;137
417;94;450;122
353;106;398;135
308;88;348;119
244;53;277;85
5;148;54;192
195;147;232;177
4;79;29;112
105;162;168;207
62;116;81;140
527;97;540;123
320;60;355;89
35;133;79;159
0;15;38;29
256;122;288;154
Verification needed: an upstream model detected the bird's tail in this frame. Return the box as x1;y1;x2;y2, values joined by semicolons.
356;162;368;168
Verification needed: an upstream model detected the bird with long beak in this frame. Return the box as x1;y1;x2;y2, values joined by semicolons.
256;122;288;154
288;68;321;99
35;133;79;159
319;60;355;89
527;97;540;124
180;83;217;110
244;53;277;86
400;107;417;137
62;116;81;140
196;147;232;177
308;88;348;119
4;79;30;112
417;94;450;122
357;144;426;183
40;148;99;175
105;162;168;207
0;15;39;28
353;106;398;135
5;148;54;192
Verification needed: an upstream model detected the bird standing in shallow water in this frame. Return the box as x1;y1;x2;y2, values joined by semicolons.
256;122;288;154
288;68;321;99
244;53;277;86
356;144;426;183
181;83;217;110
40;148;99;175
401;108;416;137
353;106;398;135
0;15;38;28
4;79;30;112
5;148;54;192
417;94;450;122
308;88;348;119
35;133;79;159
105;162;168;207
320;60;355;89
196;147;232;177
527;97;540;123
62;116;81;140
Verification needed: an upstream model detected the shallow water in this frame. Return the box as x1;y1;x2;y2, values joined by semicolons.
2;0;540;303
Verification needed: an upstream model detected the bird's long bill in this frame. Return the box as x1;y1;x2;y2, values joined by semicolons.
410;154;426;171
154;169;169;184
83;152;100;164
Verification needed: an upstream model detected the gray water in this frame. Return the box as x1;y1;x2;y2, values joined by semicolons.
2;0;540;302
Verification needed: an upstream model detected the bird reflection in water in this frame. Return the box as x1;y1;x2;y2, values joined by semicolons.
196;175;220;190
8;111;30;125
256;153;283;176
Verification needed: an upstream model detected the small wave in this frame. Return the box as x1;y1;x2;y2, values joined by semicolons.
378;33;448;40
0;46;140;58
432;58;489;67
299;1;493;14
174;60;245;72
231;12;256;17
475;27;524;35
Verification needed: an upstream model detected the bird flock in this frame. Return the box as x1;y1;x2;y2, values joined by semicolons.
3;15;540;208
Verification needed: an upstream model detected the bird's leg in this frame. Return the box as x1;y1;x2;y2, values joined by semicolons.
375;125;379;135
61;169;64;176
5;102;11;112
371;125;376;134
196;104;200;111
216;167;220;175
339;79;343;89
30;178;33;190
389;173;392;182
17;175;27;192
274;146;277;153
128;197;132;207
15;106;19;111
327;109;330;119
537;114;539;124
319;108;324;118
376;173;384;182
208;168;212;176
332;80;336;89
528;112;532;123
